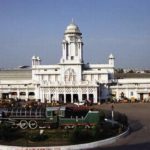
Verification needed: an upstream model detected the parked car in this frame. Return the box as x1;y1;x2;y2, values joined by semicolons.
74;101;85;106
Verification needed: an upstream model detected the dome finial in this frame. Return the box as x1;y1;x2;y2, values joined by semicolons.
71;18;74;24
65;20;82;35
109;53;114;59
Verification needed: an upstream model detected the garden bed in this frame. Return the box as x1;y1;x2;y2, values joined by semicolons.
0;109;128;147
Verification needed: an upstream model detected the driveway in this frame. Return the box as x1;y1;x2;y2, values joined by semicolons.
92;103;150;150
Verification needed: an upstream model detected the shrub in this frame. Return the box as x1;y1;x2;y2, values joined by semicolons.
0;122;21;141
99;110;105;123
104;110;128;126
28;132;48;142
112;112;128;127
70;128;94;144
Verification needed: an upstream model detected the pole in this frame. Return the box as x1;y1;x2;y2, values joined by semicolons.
111;105;114;126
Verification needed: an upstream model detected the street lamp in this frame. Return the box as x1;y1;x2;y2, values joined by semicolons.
111;105;114;126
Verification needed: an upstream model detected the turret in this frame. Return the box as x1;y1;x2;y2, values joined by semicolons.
37;56;41;65
32;56;41;67
109;54;115;66
32;56;36;66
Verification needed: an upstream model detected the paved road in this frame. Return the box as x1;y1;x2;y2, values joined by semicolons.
92;103;150;150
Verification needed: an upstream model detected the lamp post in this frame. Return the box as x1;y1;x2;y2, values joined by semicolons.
111;105;114;126
37;84;40;101
97;82;101;105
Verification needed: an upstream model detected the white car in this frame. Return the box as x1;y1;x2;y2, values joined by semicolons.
74;101;85;106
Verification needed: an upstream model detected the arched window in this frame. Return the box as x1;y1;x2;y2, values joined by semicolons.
20;92;26;96
28;92;35;96
11;92;17;95
64;68;76;82
75;47;78;56
66;42;69;59
121;92;124;98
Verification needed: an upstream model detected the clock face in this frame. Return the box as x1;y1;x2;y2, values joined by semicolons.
70;36;76;42
70;36;74;41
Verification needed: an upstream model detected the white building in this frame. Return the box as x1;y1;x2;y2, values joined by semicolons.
0;21;115;103
1;21;149;103
111;76;150;101
0;69;33;100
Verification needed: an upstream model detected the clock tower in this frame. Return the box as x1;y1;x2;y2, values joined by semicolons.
60;21;84;83
60;20;83;64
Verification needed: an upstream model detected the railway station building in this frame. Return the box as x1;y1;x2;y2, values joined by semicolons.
0;21;115;103
0;21;150;103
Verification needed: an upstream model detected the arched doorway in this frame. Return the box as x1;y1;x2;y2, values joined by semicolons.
73;94;78;103
66;94;71;103
20;92;26;100
59;94;64;103
28;92;35;100
11;92;17;99
2;93;9;99
82;94;87;101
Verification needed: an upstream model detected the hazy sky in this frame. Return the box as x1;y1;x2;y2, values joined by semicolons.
0;0;150;69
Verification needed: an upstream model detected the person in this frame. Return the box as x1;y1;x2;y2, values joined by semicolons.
1;111;5;118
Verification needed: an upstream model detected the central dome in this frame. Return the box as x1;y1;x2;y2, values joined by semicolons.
65;21;81;35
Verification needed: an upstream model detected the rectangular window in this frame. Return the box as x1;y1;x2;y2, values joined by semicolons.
83;75;86;81
75;48;78;56
91;75;94;81
98;75;101;80
48;75;51;81
66;43;68;59
55;75;58;81
108;74;111;80
131;91;134;96
41;75;43;80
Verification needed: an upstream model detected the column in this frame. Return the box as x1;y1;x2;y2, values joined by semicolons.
56;88;59;102
0;92;2;99
79;87;82;102
71;88;73;103
17;89;20;99
39;86;41;100
135;85;138;100
41;88;44;103
63;43;66;60
94;88;97;103
43;89;45;103
126;85;129;98
79;43;82;61
87;87;89;100
26;88;28;101
97;86;100;103
64;93;66;103
116;85;119;100
48;89;50;102
64;87;66;103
